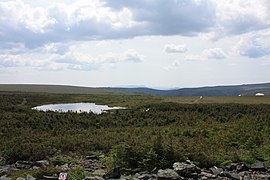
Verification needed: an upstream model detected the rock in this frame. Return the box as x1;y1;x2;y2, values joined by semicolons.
222;172;240;180
0;175;11;180
35;160;50;167
236;163;249;172
85;155;99;161
138;173;157;180
31;166;39;170
199;171;216;178
15;161;33;169
157;169;180;180
225;163;238;171
151;167;159;174
209;166;223;176
26;175;36;180
253;174;270;179
242;175;251;180
60;163;70;170
250;161;267;172
84;176;105;180
92;169;106;176
103;166;121;179
42;175;58;180
16;178;26;180
238;171;249;177
173;161;200;177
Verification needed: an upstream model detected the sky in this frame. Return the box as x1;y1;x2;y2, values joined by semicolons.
0;0;270;88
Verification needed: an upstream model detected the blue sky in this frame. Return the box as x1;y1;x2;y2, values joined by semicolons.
0;0;270;88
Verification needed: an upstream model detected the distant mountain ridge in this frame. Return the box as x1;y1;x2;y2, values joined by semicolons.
0;84;130;95
112;83;270;96
0;83;269;96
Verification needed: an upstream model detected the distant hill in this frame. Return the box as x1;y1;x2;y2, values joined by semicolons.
113;83;270;96
0;83;270;96
0;84;129;95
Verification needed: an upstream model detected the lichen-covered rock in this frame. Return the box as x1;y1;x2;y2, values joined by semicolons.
221;172;240;180
85;155;99;161
250;161;267;172
199;171;216;179
42;175;58;180
35;160;50;167
209;166;223;176
15;161;33;169
0;175;11;180
84;176;105;180
157;169;180;180
26;175;36;180
173;161;200;178
16;177;25;180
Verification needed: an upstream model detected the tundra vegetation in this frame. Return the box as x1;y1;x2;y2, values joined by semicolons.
0;92;270;177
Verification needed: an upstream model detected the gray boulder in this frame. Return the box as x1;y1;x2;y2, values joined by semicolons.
226;162;249;172
138;173;157;180
209;166;223;176
84;176;105;180
250;161;267;172
173;161;200;177
42;175;58;180
199;171;216;179
35;160;49;167
26;175;36;180
225;163;238;171
92;169;106;176
16;178;26;180
85;155;99;161
0;175;11;180
222;172;240;180
236;163;249;172
157;169;180;180
15;161;33;169
253;174;270;179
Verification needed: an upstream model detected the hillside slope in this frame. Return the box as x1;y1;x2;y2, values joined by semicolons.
1;83;269;96
0;84;129;95
113;83;270;96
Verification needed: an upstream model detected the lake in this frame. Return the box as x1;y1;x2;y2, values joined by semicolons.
32;103;126;114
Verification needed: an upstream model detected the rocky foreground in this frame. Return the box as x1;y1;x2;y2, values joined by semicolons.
1;156;270;180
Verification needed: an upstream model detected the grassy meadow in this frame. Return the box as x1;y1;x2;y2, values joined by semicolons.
0;91;270;175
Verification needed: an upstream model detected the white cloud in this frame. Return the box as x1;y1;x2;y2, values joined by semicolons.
202;48;227;59
120;49;145;63
210;0;270;39
0;47;144;71
0;0;216;49
43;43;70;55
0;0;56;33
185;48;226;61
235;28;270;58
1;0;270;50
0;54;48;68
1;0;270;75
164;44;187;53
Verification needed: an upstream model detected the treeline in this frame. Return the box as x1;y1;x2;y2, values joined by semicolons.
0;93;270;173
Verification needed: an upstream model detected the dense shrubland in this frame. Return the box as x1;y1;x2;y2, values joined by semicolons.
0;93;270;173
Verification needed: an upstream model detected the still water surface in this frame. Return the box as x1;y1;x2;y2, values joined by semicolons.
32;103;125;114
